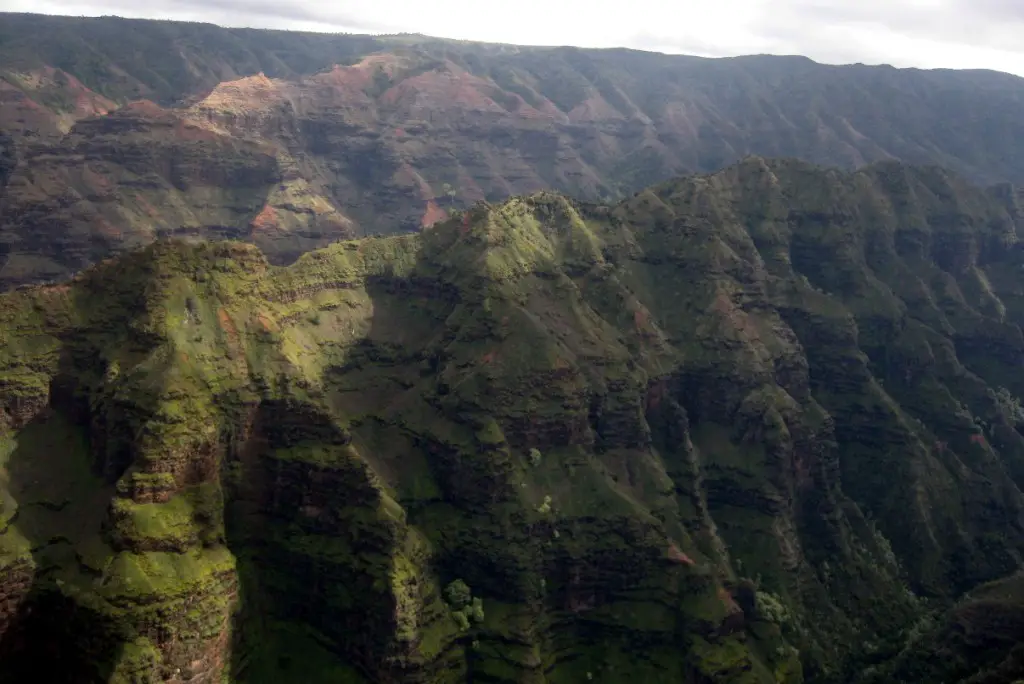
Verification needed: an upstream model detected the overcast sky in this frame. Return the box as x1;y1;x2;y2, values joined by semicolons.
9;0;1024;77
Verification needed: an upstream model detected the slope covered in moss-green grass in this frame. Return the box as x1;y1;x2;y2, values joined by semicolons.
0;157;1023;683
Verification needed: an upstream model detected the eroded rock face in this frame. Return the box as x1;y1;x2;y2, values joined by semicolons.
5;15;1024;287
0;158;1023;682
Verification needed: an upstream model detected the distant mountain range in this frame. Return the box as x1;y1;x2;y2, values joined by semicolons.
2;12;1024;287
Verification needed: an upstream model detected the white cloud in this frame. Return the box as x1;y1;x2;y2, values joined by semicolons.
8;0;1024;76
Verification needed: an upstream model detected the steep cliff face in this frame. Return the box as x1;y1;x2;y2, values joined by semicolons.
0;96;361;285
4;14;1024;287
0;158;1023;683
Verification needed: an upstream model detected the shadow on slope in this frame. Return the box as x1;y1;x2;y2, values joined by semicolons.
0;408;119;683
222;241;461;682
218;205;797;683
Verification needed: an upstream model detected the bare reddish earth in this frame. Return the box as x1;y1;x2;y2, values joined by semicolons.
0;68;116;137
250;204;280;232
420;199;448;228
120;99;167;118
4;40;1024;289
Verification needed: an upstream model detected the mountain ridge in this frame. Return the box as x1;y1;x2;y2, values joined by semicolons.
1;157;1024;682
3;13;1024;288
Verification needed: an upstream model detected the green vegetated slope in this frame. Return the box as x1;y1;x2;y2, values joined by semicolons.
869;571;1024;683
1;157;1024;683
4;13;1024;288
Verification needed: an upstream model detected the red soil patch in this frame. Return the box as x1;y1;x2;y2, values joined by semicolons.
218;308;239;346
710;290;762;339
0;79;41;105
40;283;72;296
321;55;400;88
633;308;649;329
378;65;505;113
82;165;113;194
710;291;733;315
0;81;53;133
667;543;695;566
196;73;281;112
970;433;987;447
481;350;497;365
305;55;403;104
493;91;553;120
1;69;113;133
135;194;160;218
9;88;44;112
122;99;165;117
58;71;116;117
257;313;275;332
94;218;122;239
174;119;225;143
454;170;485;202
567;94;626;123
718;586;741;612
251;204;279;232
319;215;356;238
72;89;116;118
646;379;666;411
421;199;448;228
316;64;372;89
394;163;433;199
